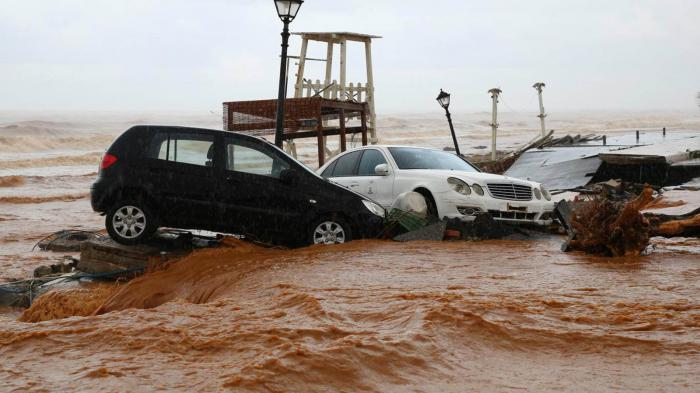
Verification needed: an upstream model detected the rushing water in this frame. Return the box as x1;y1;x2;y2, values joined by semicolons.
3;239;700;392
1;111;699;391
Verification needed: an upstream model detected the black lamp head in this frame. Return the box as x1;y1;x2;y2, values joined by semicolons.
275;0;304;22
436;89;451;109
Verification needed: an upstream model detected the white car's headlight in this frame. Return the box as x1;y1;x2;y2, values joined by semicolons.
533;188;542;200
362;200;386;217
540;185;551;201
448;177;471;195
472;184;484;196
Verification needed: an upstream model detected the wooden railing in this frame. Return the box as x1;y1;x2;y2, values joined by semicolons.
296;79;374;103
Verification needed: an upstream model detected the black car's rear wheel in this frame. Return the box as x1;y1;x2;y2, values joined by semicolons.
106;201;157;245
309;215;353;245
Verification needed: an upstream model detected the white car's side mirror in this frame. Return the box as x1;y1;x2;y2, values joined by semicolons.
374;163;389;176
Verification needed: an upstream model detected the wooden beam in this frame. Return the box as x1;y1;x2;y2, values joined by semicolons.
339;109;347;152
323;41;334;99
294;38;309;98
339;39;347;100
282;127;364;140
361;105;368;146
364;39;377;142
320;101;365;111
316;113;325;166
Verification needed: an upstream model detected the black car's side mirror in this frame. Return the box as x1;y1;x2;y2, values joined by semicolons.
280;168;300;186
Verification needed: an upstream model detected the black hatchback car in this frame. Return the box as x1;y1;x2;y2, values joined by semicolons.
91;125;386;247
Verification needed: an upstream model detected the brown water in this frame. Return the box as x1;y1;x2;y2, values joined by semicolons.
1;112;700;391
2;238;700;392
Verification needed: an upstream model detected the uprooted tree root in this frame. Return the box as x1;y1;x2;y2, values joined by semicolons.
568;187;654;257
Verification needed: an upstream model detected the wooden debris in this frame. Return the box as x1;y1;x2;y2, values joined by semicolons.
566;187;653;257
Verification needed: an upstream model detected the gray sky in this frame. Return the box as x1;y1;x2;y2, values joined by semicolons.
1;0;699;113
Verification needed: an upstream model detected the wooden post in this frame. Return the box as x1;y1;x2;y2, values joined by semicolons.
663;127;666;137
361;104;368;146
317;113;325;167
294;37;309;98
339;109;347;152
331;79;338;99
324;41;334;99
364;39;377;143
339;39;347;101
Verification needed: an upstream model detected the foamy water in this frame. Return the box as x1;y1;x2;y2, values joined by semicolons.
1;110;699;392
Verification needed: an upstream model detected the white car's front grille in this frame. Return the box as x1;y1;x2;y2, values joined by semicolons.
486;183;533;201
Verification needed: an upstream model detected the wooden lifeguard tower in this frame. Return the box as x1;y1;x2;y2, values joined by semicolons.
291;32;381;153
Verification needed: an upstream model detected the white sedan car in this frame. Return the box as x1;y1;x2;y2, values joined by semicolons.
317;145;555;225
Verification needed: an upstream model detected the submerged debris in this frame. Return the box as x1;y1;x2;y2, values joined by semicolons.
2;230;228;309
34;230;105;252
393;221;447;242
34;257;78;277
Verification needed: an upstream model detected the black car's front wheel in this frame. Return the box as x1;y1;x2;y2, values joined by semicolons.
309;215;353;245
106;201;157;245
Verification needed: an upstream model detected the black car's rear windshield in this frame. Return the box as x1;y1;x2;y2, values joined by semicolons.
388;147;478;172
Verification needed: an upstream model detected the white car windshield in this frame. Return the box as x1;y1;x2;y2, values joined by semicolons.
388;147;479;172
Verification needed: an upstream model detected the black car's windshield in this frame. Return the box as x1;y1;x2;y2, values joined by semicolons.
388;147;479;172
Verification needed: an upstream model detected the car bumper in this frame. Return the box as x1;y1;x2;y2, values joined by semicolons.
355;212;386;239
90;178;111;213
436;192;556;226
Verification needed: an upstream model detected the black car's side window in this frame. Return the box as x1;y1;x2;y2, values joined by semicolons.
357;149;388;176
331;150;362;177
225;138;289;178
149;132;215;167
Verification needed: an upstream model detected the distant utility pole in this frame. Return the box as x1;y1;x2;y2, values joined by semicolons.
488;88;502;161
533;82;547;137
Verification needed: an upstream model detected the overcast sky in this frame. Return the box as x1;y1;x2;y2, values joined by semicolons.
1;0;699;113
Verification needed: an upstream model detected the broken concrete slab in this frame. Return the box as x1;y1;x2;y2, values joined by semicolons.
79;238;183;275
78;230;223;275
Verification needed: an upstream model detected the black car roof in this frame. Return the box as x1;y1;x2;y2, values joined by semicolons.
127;125;271;144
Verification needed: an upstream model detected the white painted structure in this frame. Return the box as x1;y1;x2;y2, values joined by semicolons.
488;88;502;161
533;82;547;137
291;32;381;154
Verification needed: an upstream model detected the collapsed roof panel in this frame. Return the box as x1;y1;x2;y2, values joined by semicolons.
505;147;606;191
505;131;700;191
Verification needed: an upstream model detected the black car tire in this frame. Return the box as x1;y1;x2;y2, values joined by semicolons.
308;215;353;245
106;200;158;245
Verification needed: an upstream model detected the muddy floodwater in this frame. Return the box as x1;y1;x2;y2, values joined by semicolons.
1;238;699;392
1;112;700;392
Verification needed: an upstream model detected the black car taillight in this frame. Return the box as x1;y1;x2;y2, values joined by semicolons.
100;153;118;170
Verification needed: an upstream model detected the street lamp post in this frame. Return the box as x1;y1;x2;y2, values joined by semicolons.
273;0;304;147
436;89;461;156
